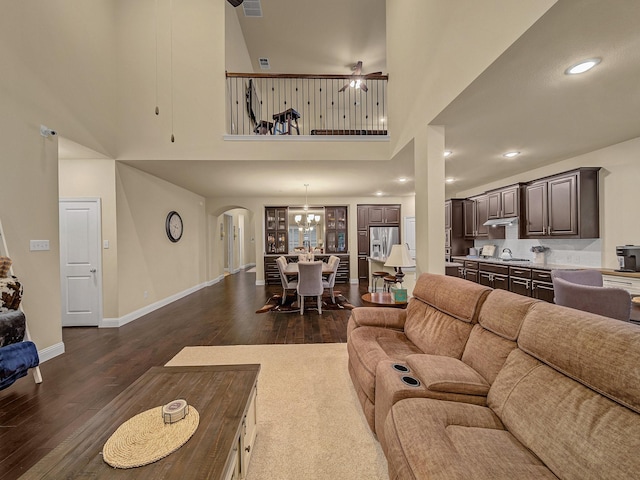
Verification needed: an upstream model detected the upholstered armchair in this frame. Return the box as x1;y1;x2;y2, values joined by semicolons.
322;255;340;303
297;261;324;315
276;256;297;304
551;269;604;286
551;270;631;321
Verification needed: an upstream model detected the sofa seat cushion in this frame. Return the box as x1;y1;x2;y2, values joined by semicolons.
347;326;423;403
384;398;557;480
406;354;490;395
489;347;640;480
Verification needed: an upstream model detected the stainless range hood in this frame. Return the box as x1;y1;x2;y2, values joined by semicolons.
483;217;518;227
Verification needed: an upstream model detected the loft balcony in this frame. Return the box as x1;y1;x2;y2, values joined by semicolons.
225;72;388;137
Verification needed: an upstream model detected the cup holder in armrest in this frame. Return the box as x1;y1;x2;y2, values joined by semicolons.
392;363;410;373
401;375;421;387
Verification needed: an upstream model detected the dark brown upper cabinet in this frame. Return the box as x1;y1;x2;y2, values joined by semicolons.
368;205;400;225
523;168;600;238
487;184;521;219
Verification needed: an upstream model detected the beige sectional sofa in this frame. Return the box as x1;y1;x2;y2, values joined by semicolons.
347;273;640;479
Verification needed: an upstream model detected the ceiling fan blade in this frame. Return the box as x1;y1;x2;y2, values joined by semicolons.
360;82;368;92
338;83;350;92
367;71;383;76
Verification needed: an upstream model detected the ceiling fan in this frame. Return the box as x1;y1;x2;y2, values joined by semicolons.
338;61;381;93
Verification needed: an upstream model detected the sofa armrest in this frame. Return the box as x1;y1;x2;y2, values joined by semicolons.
407;354;490;396
349;307;407;331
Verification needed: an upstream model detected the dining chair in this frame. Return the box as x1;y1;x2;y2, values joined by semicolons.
551;270;631;321
551;269;603;287
322;255;340;303
276;256;297;304
297;261;324;315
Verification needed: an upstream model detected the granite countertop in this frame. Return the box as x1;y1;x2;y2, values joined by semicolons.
451;256;640;279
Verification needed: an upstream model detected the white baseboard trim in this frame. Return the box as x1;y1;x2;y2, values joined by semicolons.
350;278;360;284
240;262;256;270
255;279;265;286
206;275;225;287
38;341;65;363
100;282;210;328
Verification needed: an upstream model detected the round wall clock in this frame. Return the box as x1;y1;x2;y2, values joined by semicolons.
165;211;183;243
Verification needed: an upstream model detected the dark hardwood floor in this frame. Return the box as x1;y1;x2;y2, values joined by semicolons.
0;270;368;479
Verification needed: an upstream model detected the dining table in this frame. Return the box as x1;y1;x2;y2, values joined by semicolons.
282;261;334;276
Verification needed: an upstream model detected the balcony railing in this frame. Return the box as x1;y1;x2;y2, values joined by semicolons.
226;72;388;137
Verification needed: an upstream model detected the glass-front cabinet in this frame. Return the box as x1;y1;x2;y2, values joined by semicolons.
265;207;288;253
264;206;347;254
325;207;347;253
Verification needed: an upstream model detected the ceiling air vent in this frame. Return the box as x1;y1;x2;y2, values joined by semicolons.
243;0;262;17
258;58;270;70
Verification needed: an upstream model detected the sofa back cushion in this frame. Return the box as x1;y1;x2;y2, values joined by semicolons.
461;290;539;384
405;274;491;357
519;301;640;413
411;273;491;323
488;303;640;479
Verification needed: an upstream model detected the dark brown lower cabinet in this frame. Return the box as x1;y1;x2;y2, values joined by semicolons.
479;263;510;290
509;266;532;297
456;259;556;303
479;272;509;290
358;256;369;280
531;269;554;302
464;269;478;283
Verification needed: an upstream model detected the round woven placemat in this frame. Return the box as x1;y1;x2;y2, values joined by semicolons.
103;405;199;469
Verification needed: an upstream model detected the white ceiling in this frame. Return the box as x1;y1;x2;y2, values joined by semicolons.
59;0;640;201
437;0;640;196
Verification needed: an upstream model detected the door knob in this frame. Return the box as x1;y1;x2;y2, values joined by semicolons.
90;268;97;273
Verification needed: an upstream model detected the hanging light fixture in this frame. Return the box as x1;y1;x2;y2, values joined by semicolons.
294;184;320;232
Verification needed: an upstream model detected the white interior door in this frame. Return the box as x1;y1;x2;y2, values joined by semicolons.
59;199;102;326
404;216;416;260
226;214;234;273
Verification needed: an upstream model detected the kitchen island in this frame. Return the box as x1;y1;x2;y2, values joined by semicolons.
367;256;416;294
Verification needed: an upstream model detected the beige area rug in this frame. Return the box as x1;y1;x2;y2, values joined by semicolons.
166;343;388;480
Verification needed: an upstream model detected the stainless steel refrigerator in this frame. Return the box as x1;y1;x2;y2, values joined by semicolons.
369;226;400;259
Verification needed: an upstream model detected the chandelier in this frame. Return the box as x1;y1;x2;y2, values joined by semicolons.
295;184;320;232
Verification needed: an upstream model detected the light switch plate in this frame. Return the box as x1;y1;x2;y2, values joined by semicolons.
30;240;50;251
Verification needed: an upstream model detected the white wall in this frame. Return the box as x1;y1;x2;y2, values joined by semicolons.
115;164;207;317
0;1;117;353
59;158;119;318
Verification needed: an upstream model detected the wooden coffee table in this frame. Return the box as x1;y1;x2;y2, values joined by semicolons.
20;364;260;479
361;292;407;308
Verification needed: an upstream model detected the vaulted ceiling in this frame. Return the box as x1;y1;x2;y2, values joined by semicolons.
60;0;640;201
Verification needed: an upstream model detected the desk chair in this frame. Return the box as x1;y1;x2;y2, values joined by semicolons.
297;261;323;315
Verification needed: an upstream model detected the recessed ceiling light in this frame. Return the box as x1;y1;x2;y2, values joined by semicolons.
445;178;455;184
398;177;407;183
503;151;520;158
375;191;383;196
444;150;452;157
565;58;601;75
